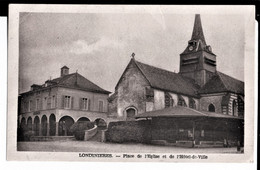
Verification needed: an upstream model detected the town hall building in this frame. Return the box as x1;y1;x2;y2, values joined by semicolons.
18;66;111;137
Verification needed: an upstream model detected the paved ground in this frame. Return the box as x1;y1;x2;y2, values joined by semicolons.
17;140;242;153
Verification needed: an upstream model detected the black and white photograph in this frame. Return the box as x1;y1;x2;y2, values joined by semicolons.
7;5;256;162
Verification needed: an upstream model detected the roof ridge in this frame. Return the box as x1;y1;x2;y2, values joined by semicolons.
51;72;76;81
132;59;153;86
135;60;178;75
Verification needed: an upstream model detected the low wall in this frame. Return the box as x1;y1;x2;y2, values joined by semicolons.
84;125;98;141
105;120;151;143
176;140;194;147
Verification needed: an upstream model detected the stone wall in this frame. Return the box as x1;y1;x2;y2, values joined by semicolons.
154;89;165;110
115;61;150;119
200;94;225;113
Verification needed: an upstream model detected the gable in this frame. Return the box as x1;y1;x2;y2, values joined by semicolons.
199;71;244;95
115;59;151;90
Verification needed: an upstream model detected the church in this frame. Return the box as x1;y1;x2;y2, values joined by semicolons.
108;14;244;146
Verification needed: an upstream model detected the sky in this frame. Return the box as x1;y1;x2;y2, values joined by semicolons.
19;11;245;94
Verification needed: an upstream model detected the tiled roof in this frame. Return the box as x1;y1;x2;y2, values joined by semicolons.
135;106;243;120
134;60;200;97
57;73;111;94
25;73;110;94
199;71;244;95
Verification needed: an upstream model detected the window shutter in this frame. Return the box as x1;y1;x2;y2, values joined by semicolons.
79;98;82;110
71;97;74;109
61;95;65;108
55;96;57;108
40;99;42;110
31;100;35;111
88;99;91;111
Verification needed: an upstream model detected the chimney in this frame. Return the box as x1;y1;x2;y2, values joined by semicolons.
61;66;69;77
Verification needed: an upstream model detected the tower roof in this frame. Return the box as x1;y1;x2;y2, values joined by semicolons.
191;14;206;45
61;65;69;69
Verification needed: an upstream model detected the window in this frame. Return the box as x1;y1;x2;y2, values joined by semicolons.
36;99;40;110
189;98;196;109
201;130;204;137
47;97;51;109
232;100;237;116
165;92;174;108
29;100;33;111
208;104;215;112
82;98;88;110
178;95;187;107
64;96;71;108
98;100;104;112
44;97;47;109
51;95;56;108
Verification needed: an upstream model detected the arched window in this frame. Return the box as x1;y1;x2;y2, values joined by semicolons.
208;103;215;112
178;95;187;107
189;98;196;109
232;100;237;116
165;92;174;108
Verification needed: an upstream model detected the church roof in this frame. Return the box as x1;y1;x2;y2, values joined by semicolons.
134;59;200;97
198;71;244;95
22;72;110;94
135;106;243;119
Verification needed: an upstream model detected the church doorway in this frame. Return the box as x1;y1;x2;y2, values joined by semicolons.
125;107;137;120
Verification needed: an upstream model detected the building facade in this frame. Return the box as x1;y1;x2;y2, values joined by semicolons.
108;14;244;145
18;66;110;136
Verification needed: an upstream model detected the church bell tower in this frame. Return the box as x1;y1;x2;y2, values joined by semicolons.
179;14;216;87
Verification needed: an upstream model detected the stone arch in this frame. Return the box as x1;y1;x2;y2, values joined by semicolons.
232;100;238;116
34;116;40;136
49;114;56;136
20;117;26;129
125;106;138;119
208;103;215;112
41;115;48;136
58;116;75;136
27;117;33;131
94;118;107;129
76;117;90;122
